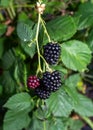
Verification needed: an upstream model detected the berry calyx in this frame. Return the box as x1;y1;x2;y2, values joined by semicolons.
27;76;40;89
43;42;61;65
42;71;61;92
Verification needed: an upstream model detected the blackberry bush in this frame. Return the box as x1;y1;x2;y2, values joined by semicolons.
43;42;61;65
0;1;93;130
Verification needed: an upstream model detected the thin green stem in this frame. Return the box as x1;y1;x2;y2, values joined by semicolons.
40;17;51;42
82;116;93;129
43;121;46;130
36;13;42;74
40;54;52;72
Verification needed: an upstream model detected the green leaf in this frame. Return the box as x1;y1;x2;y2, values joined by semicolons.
17;22;34;42
0;23;7;36
0;85;3;96
2;49;15;69
21;41;36;58
30;115;66;130
76;2;93;30
4;110;30;130
0;0;11;7
74;94;93;117
87;28;93;52
4;92;33;111
65;74;93;117
46;88;73;117
1;70;16;94
44;16;77;42
61;40;92;71
0;38;4;58
67;119;83;130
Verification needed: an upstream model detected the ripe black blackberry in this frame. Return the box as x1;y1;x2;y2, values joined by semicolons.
35;85;50;99
42;71;61;92
27;76;40;89
43;42;61;65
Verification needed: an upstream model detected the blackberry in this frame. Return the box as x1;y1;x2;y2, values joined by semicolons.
35;86;50;99
42;71;61;92
43;42;61;65
27;76;40;89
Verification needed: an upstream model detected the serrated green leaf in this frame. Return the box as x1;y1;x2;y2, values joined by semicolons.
4;92;33;111
76;2;93;30
46;88;73;117
17;22;34;42
61;40;92;71
44;16;77;43
4;110;30;130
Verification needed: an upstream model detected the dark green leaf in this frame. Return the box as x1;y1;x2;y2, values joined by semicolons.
2;49;15;69
0;24;7;36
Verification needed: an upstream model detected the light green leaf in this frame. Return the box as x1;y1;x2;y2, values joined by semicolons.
46;88;73;117
44;16;77;42
4;110;30;130
61;40;92;71
4;92;33;111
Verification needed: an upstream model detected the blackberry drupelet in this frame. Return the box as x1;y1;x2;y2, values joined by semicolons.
27;76;40;89
42;71;61;92
35;86;50;99
43;42;61;65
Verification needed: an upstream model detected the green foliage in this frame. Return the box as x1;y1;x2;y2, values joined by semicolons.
4;93;33;130
46;88;73;117
61;40;92;71
44;16;77;43
0;1;93;130
0;24;7;36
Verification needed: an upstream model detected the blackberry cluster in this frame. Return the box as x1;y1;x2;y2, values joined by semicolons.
35;71;61;99
27;76;40;89
42;71;61;92
43;42;61;65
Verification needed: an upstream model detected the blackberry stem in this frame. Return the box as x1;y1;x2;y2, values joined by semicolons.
40;18;51;42
36;13;42;74
40;54;52;72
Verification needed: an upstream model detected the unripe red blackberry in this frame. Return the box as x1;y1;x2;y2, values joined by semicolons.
42;71;61;92
27;76;40;89
43;42;61;65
